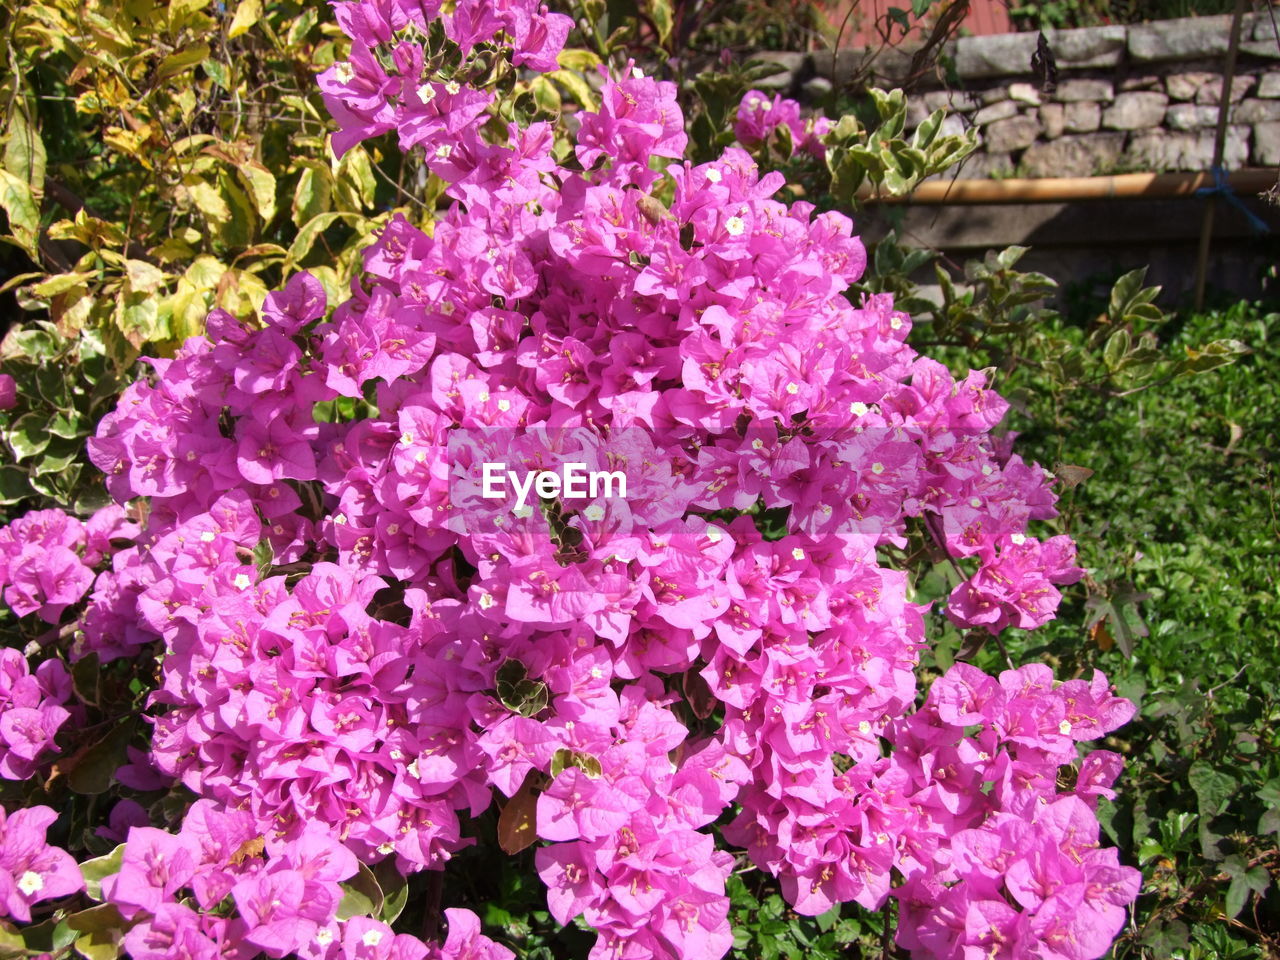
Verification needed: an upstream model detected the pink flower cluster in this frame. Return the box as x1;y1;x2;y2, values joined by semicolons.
0;0;1140;956
318;0;572;156
101;801;507;960
0;805;83;922
735;90;831;158
0;506;132;623
0;649;71;780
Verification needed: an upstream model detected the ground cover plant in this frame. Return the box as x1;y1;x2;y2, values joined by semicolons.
0;0;1273;957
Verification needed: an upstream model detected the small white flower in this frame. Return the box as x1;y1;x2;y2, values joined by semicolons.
969;497;982;508
200;531;217;543
401;431;414;445
434;143;452;159
377;842;395;854
870;462;885;475
444;80;461;95
478;390;490;402
850;401;868;416
315;930;334;947
497;398;511;412
417;82;436;103
362;930;384;947
17;871;42;895
705;527;723;544
857;720;871;734
791;547;806;561
632;66;645;79
751;438;765;450
981;464;994;476
725;216;745;236
1010;532;1027;545
1058;720;1072;735
785;382;799;395
440;302;455;316
890;316;904;330
747;96;762;110
333;61;354;83
386;523;399;536
407;759;421;778
584;504;605;521
705;168;722;183
233;574;252;590
479;592;496;610
334;513;347;525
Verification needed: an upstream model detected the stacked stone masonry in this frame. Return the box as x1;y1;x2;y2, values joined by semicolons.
755;9;1280;176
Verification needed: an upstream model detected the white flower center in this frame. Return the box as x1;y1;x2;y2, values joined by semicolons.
17;871;42;895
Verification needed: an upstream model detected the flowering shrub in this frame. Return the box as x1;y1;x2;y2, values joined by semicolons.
0;0;1142;957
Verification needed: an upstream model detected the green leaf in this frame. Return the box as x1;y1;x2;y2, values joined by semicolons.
66;904;127;960
67;720;136;795
550;747;602;780
252;540;273;577
8;412;52;460
157;42;210;80
79;845;126;901
0;465;31;505
1187;761;1237;818
1103;328;1130;372
336;863;383;920
292;165;331;228
495;659;549;718
286;211;360;268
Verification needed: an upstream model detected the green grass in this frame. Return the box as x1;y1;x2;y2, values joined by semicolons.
981;299;1280;957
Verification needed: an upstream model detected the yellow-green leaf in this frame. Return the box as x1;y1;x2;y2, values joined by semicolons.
33;272;91;297
226;0;262;38
0;168;40;257
156;42;210;80
649;0;674;45
66;903;126;960
335;147;376;209
548;69;597;111
125;259;168;293
286;211;360;268
556;48;602;71
4;101;47;190
292;166;332;228
185;178;229;225
237;160;276;222
530;76;562;116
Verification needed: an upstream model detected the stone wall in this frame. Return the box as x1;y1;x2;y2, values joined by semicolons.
756;10;1280;177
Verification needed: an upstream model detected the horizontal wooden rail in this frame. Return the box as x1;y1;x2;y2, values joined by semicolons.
857;169;1280;205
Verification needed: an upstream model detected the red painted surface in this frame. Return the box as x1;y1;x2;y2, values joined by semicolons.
824;0;1014;46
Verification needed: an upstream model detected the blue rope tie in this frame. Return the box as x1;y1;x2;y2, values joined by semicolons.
1195;164;1270;235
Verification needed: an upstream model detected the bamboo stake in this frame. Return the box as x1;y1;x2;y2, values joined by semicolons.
855;169;1279;205
1193;0;1250;311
